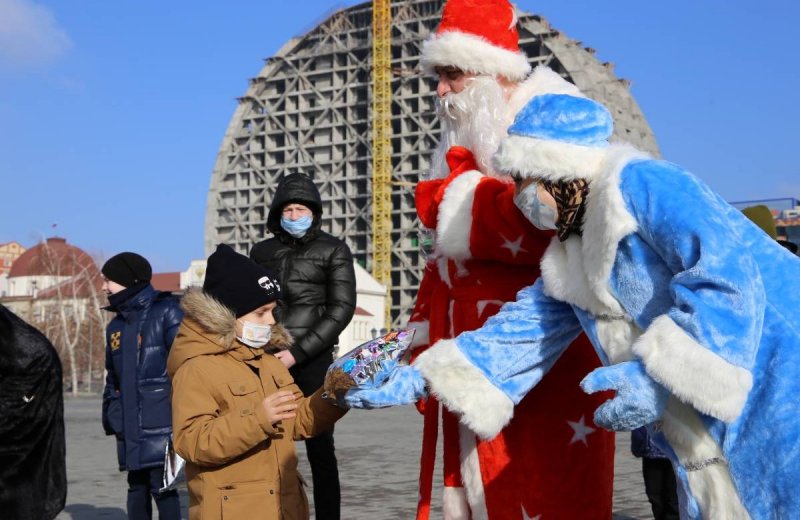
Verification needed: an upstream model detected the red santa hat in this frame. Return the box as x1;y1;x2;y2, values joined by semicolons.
420;0;531;81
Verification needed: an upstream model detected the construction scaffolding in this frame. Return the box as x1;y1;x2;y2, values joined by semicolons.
204;0;660;326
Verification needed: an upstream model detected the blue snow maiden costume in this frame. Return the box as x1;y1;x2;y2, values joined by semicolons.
347;67;800;519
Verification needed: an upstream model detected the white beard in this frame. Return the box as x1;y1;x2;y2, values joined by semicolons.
427;76;512;180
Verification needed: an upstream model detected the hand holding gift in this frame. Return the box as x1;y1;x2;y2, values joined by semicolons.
344;365;427;409
323;329;426;408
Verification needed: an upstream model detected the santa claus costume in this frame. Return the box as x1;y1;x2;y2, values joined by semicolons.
407;1;615;518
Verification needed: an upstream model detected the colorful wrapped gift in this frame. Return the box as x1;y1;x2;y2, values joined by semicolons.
323;328;416;402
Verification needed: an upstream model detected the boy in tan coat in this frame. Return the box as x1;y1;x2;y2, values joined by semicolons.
168;244;346;520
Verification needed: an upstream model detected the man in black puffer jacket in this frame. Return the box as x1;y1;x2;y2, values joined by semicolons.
101;252;182;520
250;172;356;520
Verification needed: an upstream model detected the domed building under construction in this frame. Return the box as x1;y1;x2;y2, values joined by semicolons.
205;0;659;325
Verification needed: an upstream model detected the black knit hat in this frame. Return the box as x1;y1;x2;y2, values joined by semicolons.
102;252;152;288
203;244;282;317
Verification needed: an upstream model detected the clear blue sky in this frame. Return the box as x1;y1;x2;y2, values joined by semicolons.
1;0;798;271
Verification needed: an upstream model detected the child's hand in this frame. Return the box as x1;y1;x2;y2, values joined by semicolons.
261;391;298;425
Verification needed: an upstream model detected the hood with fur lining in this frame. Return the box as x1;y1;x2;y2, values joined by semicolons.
167;288;292;377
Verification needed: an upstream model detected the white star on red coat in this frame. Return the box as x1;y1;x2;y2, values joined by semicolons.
521;504;541;520
500;234;527;258
568;415;596;446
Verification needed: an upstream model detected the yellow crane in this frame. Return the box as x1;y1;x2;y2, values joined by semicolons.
372;0;393;329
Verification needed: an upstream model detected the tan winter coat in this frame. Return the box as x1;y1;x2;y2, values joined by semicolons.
167;289;346;520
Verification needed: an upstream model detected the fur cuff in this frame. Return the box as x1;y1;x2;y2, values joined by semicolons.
413;339;514;440
632;315;753;423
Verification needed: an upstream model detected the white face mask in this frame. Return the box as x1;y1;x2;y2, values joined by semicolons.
514;182;558;231
237;321;272;349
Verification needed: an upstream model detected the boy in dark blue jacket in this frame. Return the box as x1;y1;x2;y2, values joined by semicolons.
101;252;182;520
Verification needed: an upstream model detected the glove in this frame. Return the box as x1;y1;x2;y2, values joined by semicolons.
580;360;669;431
343;365;428;409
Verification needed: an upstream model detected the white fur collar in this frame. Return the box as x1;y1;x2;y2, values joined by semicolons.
435;170;483;260
539;145;651;315
506;66;585;123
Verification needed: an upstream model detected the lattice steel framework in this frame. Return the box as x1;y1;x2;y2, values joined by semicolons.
205;0;660;326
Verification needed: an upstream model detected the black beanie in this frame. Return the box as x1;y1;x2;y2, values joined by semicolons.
203;244;282;317
102;252;152;288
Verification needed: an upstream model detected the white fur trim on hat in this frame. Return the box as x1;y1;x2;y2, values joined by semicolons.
421;31;531;81
493;135;609;182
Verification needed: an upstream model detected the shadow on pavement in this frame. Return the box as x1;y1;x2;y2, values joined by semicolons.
62;504;126;519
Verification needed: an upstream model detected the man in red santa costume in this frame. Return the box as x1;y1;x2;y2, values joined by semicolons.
406;1;615;518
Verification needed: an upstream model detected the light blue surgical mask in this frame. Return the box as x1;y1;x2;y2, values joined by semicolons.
514;183;558;231
281;215;313;238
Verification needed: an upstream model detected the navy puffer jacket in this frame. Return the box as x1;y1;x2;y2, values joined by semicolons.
631;425;669;459
101;284;182;471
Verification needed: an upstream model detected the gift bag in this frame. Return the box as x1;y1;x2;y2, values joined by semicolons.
159;437;185;493
323;328;415;404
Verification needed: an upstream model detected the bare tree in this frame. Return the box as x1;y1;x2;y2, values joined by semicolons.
82;258;109;393
30;242;101;396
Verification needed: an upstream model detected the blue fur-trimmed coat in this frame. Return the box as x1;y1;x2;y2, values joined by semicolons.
414;146;800;520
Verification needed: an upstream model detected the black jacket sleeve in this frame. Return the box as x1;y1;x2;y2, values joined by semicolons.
289;243;356;362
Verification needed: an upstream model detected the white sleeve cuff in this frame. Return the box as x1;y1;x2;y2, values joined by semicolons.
633;315;753;423
413;338;514;440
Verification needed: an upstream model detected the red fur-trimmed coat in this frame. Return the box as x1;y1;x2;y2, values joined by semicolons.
408;146;615;520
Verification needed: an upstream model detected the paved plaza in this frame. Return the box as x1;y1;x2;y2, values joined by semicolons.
57;396;652;519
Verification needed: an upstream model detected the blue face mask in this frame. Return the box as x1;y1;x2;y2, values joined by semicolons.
513;183;558;231
281;215;313;238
